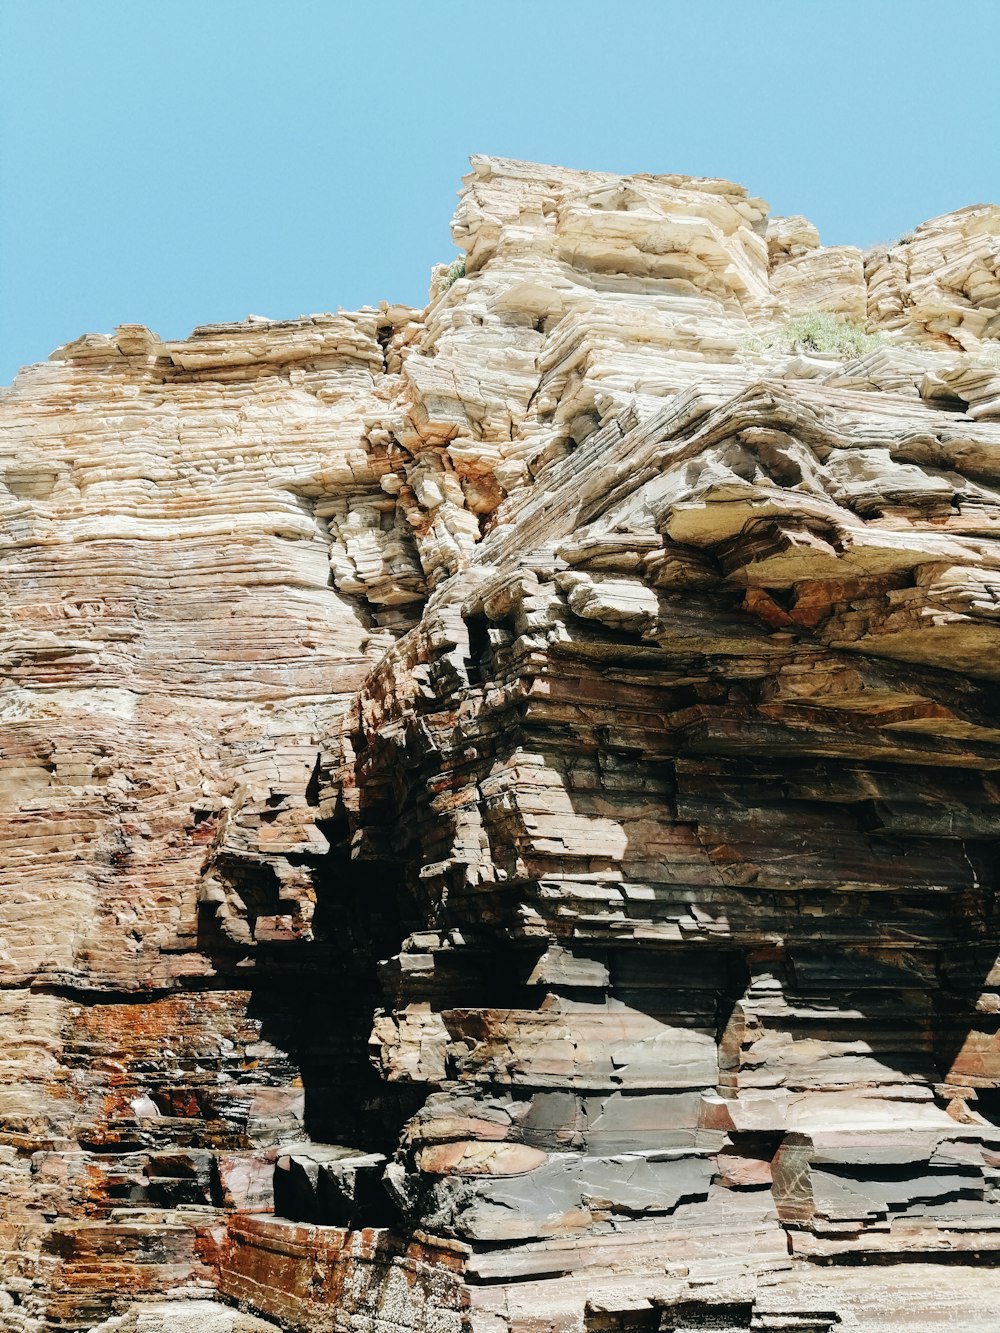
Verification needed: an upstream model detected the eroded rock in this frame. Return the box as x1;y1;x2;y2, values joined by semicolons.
2;156;1000;1331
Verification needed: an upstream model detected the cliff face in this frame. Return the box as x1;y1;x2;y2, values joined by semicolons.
2;157;1000;1333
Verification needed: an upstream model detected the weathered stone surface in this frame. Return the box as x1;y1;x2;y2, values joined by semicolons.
2;156;1000;1329
90;1300;280;1333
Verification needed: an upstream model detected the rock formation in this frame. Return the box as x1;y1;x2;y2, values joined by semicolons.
2;156;1000;1332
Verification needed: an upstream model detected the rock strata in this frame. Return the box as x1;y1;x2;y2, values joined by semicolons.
2;156;1000;1331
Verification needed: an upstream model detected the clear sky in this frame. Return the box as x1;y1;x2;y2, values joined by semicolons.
2;0;998;385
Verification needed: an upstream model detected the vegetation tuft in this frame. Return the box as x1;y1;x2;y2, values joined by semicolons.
745;312;886;360
440;258;466;290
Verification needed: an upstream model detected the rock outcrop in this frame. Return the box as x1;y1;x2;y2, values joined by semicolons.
2;156;1000;1332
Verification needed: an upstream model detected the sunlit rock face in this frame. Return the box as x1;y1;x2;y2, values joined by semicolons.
2;156;1000;1332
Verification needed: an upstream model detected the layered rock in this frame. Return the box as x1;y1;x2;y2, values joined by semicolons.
2;156;1000;1332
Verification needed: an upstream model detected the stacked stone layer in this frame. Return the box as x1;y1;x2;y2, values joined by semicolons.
2;157;1000;1331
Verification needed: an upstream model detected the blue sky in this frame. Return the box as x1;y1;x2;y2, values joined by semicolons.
2;0;997;385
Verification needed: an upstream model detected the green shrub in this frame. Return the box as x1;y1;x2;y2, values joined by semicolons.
745;312;885;359
441;258;466;290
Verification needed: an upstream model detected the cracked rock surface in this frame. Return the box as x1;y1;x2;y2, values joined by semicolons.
2;156;1000;1331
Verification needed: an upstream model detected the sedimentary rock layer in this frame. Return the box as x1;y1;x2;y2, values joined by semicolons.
2;156;1000;1331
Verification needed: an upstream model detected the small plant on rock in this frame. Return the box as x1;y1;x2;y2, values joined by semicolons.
784;312;884;357
441;258;466;290
744;312;886;360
